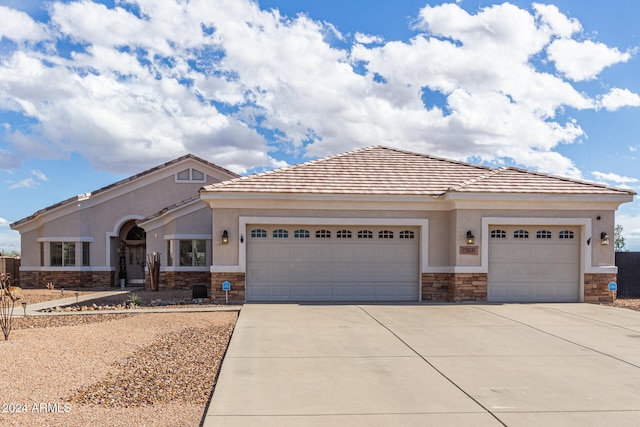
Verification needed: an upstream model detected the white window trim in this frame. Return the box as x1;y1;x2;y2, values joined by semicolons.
37;237;94;268
174;168;207;183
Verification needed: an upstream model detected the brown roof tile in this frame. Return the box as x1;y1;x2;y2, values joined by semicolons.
203;146;635;197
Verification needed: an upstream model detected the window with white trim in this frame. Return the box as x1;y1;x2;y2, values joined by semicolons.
399;230;415;239
316;229;331;238
357;230;373;239
82;242;90;267
179;239;207;266
513;230;529;239
167;240;173;266
176;168;206;182
50;242;76;266
379;230;394;239
251;229;267;238
294;229;310;238
337;230;352;239
273;229;289;238
491;230;507;239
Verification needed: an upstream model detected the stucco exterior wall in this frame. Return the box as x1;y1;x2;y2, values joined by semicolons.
210;207;437;267
16;160;227;273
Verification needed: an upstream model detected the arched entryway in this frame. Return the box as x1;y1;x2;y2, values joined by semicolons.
118;221;146;286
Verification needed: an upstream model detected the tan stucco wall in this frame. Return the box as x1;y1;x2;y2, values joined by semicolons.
17;160;231;270
144;203;213;267
208;203;619;270
211;207;440;267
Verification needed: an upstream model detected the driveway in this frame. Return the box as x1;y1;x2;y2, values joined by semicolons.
204;303;640;426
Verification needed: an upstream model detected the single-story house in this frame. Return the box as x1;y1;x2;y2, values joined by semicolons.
10;154;239;289
13;146;635;303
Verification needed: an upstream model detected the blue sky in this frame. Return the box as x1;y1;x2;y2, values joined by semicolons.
1;0;639;253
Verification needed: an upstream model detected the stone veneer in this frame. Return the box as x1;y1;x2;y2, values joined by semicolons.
584;273;617;303
152;271;211;290
210;272;246;302
19;270;114;288
422;273;488;302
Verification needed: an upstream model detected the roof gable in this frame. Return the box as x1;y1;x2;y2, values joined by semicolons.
202;146;635;198
11;154;239;229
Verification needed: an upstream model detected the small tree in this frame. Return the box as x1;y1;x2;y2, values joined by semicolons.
0;273;17;340
615;224;628;252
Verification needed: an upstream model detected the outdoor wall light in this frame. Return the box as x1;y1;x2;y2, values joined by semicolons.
466;231;475;245
222;230;229;245
600;232;610;246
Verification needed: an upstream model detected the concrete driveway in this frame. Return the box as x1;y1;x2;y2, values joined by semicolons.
203;303;640;426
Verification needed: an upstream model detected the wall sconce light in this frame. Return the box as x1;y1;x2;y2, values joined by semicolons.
466;230;475;245
222;230;229;245
600;232;610;246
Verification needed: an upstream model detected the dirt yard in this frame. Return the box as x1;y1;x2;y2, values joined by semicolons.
0;291;238;427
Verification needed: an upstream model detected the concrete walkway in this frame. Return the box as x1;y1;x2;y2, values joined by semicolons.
204;303;640;426
13;289;240;315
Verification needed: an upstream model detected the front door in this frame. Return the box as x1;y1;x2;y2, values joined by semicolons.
126;244;146;285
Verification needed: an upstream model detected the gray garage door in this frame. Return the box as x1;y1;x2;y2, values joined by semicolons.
488;225;580;302
246;225;420;301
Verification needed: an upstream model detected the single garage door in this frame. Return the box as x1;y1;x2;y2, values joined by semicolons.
246;225;420;301
488;225;580;302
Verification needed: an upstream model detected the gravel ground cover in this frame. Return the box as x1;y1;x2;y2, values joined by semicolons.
0;311;237;427
610;297;640;312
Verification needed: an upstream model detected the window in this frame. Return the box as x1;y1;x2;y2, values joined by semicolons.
50;242;75;266
176;168;206;182
273;229;288;238
40;242;45;267
491;230;506;239
191;169;205;181
82;242;90;267
357;230;373;239
294;229;310;238
337;230;352;239
536;230;552;239
126;226;146;241
166;240;173;266
251;229;267;238
379;230;394;239
179;240;206;266
177;169;190;181
316;229;331;238
399;230;415;239
513;230;529;239
559;230;575;239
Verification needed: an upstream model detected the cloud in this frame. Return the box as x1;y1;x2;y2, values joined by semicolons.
0;0;637;179
592;171;639;186
599;88;640;111
0;217;8;226
30;169;47;181
0;5;49;42
9;177;39;189
547;39;632;81
355;32;384;44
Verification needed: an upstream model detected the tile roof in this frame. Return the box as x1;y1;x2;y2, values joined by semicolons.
11;154;240;228
202;146;635;197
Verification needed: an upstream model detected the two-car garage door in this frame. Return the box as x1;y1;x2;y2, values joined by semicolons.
488;225;580;302
246;225;420;302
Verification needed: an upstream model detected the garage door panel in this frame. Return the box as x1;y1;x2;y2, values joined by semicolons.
247;225;419;301
489;225;580;302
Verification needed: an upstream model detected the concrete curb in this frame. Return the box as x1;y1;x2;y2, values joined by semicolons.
13;289;242;316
